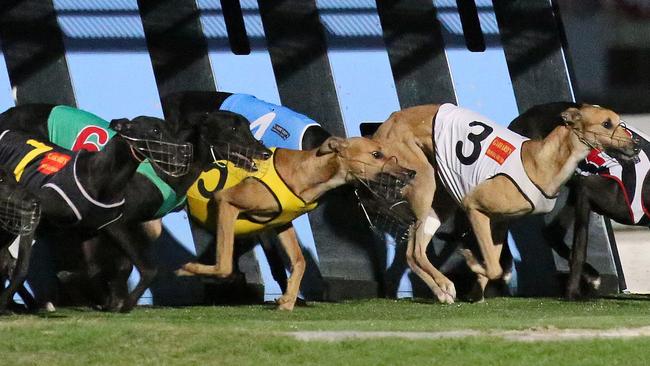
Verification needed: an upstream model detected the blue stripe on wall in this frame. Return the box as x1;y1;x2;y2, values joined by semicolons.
0;45;14;112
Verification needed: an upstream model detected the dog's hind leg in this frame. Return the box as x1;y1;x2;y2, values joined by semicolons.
463;208;502;280
461;221;508;302
0;233;32;313
274;224;305;311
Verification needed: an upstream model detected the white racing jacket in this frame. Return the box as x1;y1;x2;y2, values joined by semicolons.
434;103;557;214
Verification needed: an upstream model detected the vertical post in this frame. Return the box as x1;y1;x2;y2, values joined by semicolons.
0;0;75;105
376;0;457;107
138;0;216;101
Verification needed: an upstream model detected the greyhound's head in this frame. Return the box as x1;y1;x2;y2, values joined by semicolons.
194;111;272;172
319;136;416;187
110;116;194;177
0;167;40;236
562;105;639;160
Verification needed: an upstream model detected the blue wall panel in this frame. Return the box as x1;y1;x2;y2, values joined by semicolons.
0;45;14;112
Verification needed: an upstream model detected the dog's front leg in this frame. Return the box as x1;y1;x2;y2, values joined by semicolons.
567;183;592;299
102;222;158;312
179;190;239;277
274;224;305;311
0;233;31;313
404;164;456;303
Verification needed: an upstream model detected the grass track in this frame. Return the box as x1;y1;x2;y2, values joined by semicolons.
3;297;650;365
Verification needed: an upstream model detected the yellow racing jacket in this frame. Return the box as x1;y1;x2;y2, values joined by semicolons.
186;148;318;235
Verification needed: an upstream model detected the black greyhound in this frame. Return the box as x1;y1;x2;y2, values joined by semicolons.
0;104;271;311
508;102;643;299
63;91;330;310
0;167;40;313
0;113;185;311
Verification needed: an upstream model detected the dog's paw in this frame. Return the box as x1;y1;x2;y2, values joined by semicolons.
174;268;196;277
585;274;602;291
175;263;199;277
43;302;56;313
433;288;455;304
275;295;296;311
502;270;513;284
277;302;295;311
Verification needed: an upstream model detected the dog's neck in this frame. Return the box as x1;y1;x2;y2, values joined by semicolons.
274;148;349;203
77;136;141;203
521;125;590;196
373;107;436;160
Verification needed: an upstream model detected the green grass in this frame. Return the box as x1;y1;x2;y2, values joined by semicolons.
3;297;650;365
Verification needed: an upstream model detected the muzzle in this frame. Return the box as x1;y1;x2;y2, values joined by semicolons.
0;192;41;236
121;135;193;177
571;121;638;158
354;188;414;244
208;143;270;178
347;156;411;203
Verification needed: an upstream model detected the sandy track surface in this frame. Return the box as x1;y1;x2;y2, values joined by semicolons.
290;326;650;342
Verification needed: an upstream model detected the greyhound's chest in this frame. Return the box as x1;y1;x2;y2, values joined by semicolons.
433;103;557;214
186;150;317;235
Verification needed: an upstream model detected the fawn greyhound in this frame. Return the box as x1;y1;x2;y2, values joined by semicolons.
175;136;416;310
372;103;638;303
509;102;645;299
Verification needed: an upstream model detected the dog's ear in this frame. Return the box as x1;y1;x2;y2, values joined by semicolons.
318;136;349;155
561;108;582;126
109;118;131;132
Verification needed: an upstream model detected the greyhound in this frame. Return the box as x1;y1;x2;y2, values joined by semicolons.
0;167;40;313
0;116;186;310
371;103;638;303
509;102;646;299
175;136;416;310
0;104;270;311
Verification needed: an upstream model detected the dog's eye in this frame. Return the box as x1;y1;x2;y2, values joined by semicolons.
152;127;161;135
602;120;612;129
0;176;4;183
371;151;384;159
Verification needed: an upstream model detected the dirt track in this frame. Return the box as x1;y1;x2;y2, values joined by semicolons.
290;325;650;342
